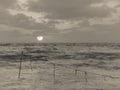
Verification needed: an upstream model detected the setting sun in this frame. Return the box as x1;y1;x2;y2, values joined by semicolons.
37;36;43;41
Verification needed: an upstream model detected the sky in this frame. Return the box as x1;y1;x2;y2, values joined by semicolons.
0;0;120;43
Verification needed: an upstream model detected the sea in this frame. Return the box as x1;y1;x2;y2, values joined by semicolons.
0;43;120;61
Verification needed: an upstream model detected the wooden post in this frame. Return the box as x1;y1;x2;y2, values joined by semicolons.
84;71;88;83
75;69;77;76
75;66;78;76
29;56;33;71
53;63;56;83
18;51;23;78
103;75;106;81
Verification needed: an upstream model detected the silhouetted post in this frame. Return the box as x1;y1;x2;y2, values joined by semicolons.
75;66;78;76
53;63;56;83
103;75;106;81
29;56;33;71
75;69;77;76
84;71;88;83
18;51;23;78
84;71;88;89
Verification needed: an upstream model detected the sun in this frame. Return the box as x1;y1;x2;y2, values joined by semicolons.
37;36;43;41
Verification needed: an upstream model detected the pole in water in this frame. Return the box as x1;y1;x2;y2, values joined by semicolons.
53;63;56;83
75;69;77;76
75;66;78;76
103;75;106;81
29;56;33;71
84;71;88;83
18;51;23;78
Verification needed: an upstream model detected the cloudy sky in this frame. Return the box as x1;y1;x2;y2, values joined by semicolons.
0;0;120;43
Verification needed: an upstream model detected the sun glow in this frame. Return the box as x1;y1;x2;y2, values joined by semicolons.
37;36;43;41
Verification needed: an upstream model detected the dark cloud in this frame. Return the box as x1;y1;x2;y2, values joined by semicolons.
0;0;16;8
28;0;114;20
0;10;54;31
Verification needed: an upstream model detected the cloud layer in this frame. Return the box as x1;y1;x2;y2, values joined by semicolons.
28;0;113;20
0;0;120;42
